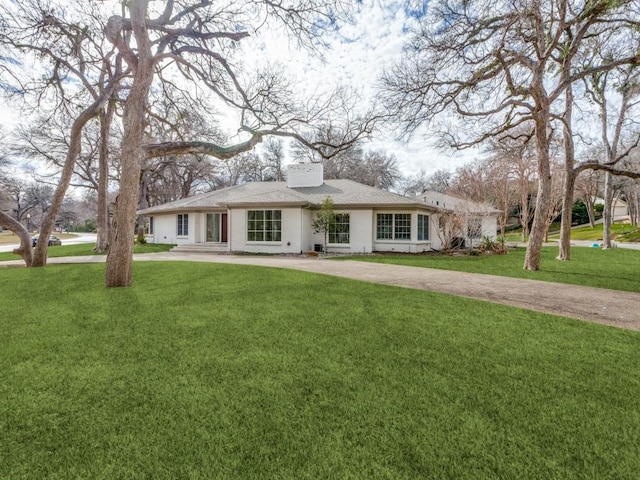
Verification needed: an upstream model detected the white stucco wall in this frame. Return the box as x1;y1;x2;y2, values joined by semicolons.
343;210;374;254
307;209;374;254
148;213;195;245
481;216;498;240
147;207;451;254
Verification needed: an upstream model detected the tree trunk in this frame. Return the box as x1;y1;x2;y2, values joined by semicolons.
520;188;530;243
499;215;506;238
105;0;154;287
586;199;596;228
557;86;576;262
136;170;150;244
32;100;106;266
524;110;552;271
602;172;614;249
0;211;33;266
631;188;639;226
94;102;115;253
557;169;576;261
137;220;146;243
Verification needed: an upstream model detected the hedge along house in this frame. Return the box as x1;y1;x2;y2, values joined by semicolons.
138;163;497;254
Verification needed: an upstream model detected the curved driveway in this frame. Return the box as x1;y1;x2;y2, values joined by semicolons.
5;252;637;331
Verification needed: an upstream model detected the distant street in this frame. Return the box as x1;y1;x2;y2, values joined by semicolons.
0;233;97;253
568;240;640;251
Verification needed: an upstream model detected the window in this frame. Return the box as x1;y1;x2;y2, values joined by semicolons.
394;214;411;240
376;213;412;240
417;214;429;241
149;216;154;235
177;214;188;236
329;213;350;244
376;213;393;240
248;210;282;242
207;213;220;242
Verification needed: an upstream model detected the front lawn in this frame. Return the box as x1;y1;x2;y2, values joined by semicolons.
1;262;639;479
342;246;640;293
0;242;174;262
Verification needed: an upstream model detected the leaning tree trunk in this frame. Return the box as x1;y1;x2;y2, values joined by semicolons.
586;200;595;228
32;99;107;266
602;172;614;249
105;0;154;287
524;107;552;271
0;211;33;266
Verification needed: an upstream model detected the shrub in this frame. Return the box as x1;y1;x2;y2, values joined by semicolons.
478;236;508;255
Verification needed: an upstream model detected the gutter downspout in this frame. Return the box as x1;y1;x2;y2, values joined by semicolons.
301;203;312;253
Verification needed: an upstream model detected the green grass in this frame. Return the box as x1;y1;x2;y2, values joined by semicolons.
547;222;637;241
0;242;174;261
341;247;640;293
1;262;640;479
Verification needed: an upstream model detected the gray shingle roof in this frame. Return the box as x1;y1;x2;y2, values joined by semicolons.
138;179;430;214
418;191;501;214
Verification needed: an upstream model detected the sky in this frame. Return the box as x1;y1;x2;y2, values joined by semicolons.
0;0;478;179
240;0;478;176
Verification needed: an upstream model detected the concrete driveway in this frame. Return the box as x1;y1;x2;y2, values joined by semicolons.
3;251;638;332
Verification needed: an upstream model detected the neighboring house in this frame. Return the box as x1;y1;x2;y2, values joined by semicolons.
138;163;499;254
594;197;629;221
418;191;501;248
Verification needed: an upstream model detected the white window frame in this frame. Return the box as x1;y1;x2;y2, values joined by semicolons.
177;214;189;237
417;214;429;241
247;210;282;242
329;213;350;245
376;213;411;241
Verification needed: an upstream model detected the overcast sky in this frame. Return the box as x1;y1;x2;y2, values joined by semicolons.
243;0;478;176
0;0;478;178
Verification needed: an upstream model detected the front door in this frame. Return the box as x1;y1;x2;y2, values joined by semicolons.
206;213;228;243
221;213;228;243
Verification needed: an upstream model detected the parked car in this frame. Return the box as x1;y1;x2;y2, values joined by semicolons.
32;235;62;247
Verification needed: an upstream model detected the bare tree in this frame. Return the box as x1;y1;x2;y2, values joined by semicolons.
0;211;32;266
292;130;399;189
397;169;431;196
543;158;566;242
262;138;287;182
358;150;400;190
574;163;602;228
436;210;468;251
423;169;451;194
487;133;538;242
0;0;125;265
586;67;640;249
383;0;640;270
103;1;375;287
622;176;640;226
448;158;514;238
